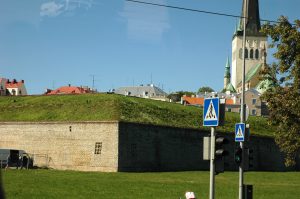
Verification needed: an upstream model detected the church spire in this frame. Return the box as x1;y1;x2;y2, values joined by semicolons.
239;0;263;36
224;57;231;89
224;57;231;78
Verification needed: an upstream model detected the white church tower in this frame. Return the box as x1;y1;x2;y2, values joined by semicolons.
231;0;268;91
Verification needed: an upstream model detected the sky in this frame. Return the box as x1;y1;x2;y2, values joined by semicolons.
0;0;299;94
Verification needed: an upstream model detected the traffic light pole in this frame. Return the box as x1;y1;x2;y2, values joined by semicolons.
209;127;216;199
239;1;247;198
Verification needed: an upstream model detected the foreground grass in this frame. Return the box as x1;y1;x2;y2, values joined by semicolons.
0;94;275;136
1;170;300;199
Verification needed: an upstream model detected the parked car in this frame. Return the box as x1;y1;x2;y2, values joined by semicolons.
0;149;30;169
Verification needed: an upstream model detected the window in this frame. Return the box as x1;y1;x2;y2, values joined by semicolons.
144;91;148;96
94;142;102;155
255;49;259;59
252;109;257;116
228;108;231;112
252;98;257;105
250;49;254;59
245;48;249;59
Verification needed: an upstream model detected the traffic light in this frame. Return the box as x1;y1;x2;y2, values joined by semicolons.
249;149;254;168
244;148;254;171
234;145;243;166
215;136;229;174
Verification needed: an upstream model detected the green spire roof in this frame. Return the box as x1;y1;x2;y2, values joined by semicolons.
237;63;262;86
224;57;231;78
245;63;262;82
256;65;275;93
225;83;236;93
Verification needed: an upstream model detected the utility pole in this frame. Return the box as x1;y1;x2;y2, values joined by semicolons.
239;0;247;198
209;126;216;199
90;74;95;91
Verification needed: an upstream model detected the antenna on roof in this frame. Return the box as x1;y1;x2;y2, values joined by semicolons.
90;74;96;91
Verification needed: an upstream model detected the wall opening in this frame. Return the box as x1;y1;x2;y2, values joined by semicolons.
94;142;102;155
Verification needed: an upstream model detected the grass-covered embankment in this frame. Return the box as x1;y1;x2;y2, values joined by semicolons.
2;170;300;199
0;94;275;136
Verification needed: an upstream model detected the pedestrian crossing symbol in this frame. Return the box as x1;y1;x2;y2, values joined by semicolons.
203;98;219;126
235;123;245;142
204;100;217;120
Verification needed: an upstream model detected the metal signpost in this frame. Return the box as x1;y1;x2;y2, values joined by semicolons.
239;0;247;198
203;97;219;199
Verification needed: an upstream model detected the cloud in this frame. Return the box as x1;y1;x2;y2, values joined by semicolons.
40;0;97;17
40;2;64;17
120;0;171;42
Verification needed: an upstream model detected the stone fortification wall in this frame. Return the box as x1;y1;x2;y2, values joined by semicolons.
0;122;119;172
0;121;298;172
118;122;209;172
118;122;298;172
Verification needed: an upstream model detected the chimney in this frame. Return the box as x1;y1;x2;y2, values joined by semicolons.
13;79;17;83
68;84;71;87
21;80;24;83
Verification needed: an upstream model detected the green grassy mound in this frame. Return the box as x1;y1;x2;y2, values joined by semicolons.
2;170;300;199
0;94;275;136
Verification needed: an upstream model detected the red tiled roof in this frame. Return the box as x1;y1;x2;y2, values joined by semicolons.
5;81;24;89
183;96;204;105
183;96;235;106
46;86;91;95
225;98;234;105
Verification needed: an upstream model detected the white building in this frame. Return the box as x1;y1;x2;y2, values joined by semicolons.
5;79;27;96
114;84;167;101
230;0;268;91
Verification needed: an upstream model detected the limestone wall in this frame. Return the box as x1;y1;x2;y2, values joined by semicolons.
0;122;119;172
118;122;298;172
118;122;208;171
0;121;298;172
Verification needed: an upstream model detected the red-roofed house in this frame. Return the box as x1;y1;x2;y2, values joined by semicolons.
45;85;93;95
181;90;268;116
181;96;204;106
5;79;27;96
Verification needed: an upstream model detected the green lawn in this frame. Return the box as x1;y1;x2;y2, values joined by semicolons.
1;170;299;199
0;94;276;136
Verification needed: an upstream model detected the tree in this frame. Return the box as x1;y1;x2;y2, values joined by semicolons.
261;16;300;167
167;91;195;102
198;86;214;93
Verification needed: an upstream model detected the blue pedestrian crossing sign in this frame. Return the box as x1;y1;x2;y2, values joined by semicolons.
203;98;219;126
235;123;245;142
